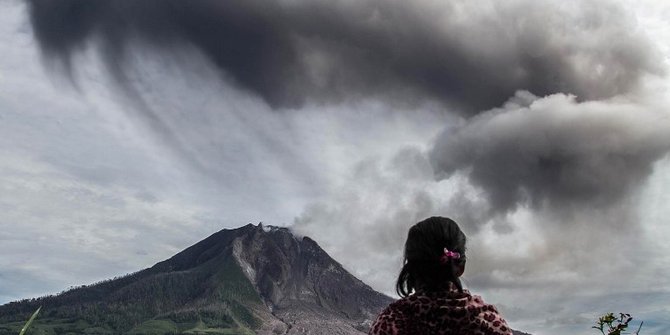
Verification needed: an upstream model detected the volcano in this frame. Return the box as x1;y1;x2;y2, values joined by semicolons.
0;224;392;334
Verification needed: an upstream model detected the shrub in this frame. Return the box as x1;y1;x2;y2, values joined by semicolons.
593;312;643;335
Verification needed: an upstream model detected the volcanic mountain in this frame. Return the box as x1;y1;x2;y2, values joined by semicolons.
0;224;392;334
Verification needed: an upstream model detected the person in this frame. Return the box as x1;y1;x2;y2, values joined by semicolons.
369;217;513;335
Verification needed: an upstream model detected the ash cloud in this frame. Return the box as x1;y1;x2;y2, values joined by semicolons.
26;0;670;270
27;0;661;112
430;91;670;218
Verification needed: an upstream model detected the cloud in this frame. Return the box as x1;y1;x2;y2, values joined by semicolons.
430;90;670;217
25;0;670;265
293;146;449;295
26;0;662;112
0;152;209;303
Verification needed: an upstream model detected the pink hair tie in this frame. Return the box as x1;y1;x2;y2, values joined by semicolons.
440;248;461;264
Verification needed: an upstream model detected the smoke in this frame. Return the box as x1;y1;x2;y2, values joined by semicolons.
431;90;670;219
27;0;661;113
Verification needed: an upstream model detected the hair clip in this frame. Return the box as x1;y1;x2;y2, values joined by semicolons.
440;248;461;264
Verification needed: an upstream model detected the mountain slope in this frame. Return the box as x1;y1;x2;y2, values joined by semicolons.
0;224;392;334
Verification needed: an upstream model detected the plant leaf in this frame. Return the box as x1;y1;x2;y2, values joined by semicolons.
18;306;41;335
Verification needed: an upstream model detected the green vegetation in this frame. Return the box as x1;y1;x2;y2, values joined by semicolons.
125;317;256;335
593;313;643;335
18;307;40;335
0;226;296;335
2;306;259;334
0;250;264;335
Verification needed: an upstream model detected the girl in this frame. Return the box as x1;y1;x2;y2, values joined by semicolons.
369;217;513;335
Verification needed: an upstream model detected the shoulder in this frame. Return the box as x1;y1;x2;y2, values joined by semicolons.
467;294;513;335
369;298;412;335
369;292;513;335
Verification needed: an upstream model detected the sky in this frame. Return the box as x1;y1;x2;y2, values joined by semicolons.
1;0;670;334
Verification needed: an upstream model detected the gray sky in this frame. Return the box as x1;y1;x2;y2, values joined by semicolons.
2;0;670;334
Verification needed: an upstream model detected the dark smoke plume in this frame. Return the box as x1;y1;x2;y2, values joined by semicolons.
430;91;670;217
27;0;661;113
26;0;670;225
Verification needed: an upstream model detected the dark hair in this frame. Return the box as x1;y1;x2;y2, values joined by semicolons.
395;216;467;297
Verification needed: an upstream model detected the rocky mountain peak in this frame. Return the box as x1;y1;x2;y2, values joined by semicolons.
230;223;392;332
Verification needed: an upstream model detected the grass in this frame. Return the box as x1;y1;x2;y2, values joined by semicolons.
127;320;179;334
181;326;254;335
2;317;96;335
18;307;40;335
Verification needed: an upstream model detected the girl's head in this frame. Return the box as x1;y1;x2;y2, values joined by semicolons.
395;216;467;297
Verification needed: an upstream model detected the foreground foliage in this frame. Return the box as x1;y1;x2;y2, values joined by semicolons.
18;307;39;335
593;313;643;335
